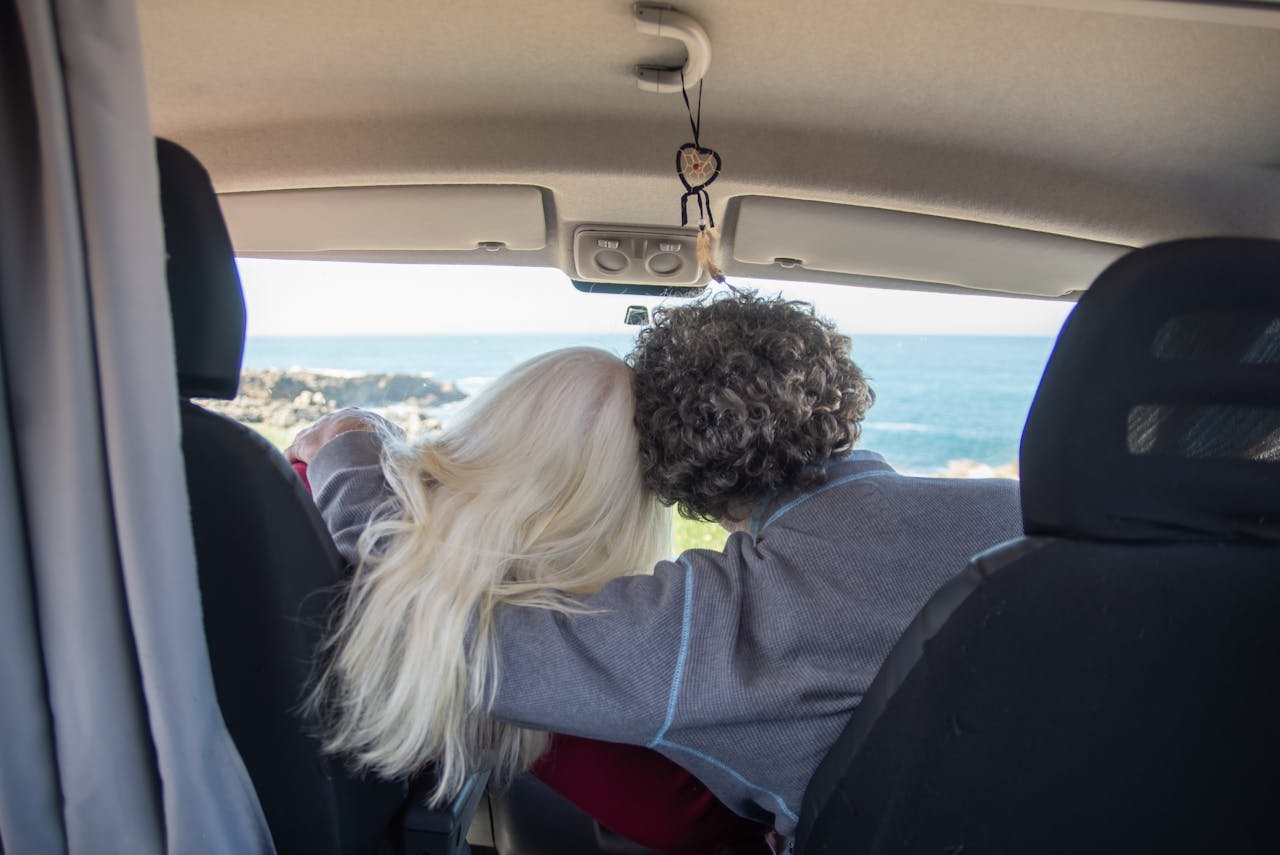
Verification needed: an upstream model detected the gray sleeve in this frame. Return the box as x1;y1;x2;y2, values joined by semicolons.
308;430;393;565
486;559;694;745
307;428;737;747
488;541;757;744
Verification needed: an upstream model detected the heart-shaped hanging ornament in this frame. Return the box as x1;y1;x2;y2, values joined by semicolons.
677;143;722;192
672;78;725;263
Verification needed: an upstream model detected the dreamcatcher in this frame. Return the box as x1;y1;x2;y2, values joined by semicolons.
675;71;725;284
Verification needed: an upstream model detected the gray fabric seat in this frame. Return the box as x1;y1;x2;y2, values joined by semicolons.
796;238;1280;854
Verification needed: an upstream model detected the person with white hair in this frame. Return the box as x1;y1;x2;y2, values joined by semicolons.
297;346;770;854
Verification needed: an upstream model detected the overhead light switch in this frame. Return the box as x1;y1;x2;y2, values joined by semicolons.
574;226;706;287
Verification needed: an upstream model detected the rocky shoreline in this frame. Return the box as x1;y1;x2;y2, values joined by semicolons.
201;369;467;434
203;370;1020;480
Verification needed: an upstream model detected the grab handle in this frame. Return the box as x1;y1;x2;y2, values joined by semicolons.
633;4;712;93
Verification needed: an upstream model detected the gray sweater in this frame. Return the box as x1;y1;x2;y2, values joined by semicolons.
310;431;1022;837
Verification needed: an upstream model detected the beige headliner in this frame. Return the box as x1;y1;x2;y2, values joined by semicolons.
138;0;1280;293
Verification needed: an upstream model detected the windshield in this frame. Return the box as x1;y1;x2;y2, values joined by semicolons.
225;259;1073;550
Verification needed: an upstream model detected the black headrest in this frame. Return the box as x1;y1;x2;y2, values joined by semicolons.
1021;238;1280;543
157;138;246;400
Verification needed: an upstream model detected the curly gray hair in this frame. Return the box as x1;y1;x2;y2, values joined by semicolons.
628;291;875;522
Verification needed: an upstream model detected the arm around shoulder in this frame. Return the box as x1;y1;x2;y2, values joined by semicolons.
309;429;394;566
487;540;754;746
486;556;700;747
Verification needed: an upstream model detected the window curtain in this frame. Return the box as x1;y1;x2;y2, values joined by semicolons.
0;0;272;851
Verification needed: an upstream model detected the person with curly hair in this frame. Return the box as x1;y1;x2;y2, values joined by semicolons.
628;292;875;526
289;291;1021;845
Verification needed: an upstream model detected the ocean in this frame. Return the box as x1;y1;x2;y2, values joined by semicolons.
243;332;1058;475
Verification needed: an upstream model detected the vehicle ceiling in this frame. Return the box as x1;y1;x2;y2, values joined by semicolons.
137;0;1280;294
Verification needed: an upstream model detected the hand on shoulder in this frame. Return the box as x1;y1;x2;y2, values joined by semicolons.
284;407;403;464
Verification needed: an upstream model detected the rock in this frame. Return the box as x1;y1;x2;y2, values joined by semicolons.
198;369;466;432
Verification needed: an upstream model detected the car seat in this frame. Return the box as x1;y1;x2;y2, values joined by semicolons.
158;137;408;853
794;238;1280;854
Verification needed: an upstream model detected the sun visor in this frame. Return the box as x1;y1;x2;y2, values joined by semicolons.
219;185;548;254
729;196;1130;297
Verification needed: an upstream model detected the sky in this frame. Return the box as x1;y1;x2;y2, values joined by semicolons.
238;259;1074;337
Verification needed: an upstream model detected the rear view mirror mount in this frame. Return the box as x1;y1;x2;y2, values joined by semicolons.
624;305;650;326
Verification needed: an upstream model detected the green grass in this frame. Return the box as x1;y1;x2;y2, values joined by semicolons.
248;423;298;451
672;513;730;554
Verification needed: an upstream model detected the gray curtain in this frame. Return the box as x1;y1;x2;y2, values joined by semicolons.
0;0;272;852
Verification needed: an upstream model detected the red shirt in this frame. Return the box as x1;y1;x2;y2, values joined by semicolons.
291;459;311;493
531;735;768;855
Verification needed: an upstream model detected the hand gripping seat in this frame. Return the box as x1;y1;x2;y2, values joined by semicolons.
795;238;1280;854
158;138;405;853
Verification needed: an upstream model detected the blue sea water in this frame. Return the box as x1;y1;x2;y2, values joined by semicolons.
243;333;1058;474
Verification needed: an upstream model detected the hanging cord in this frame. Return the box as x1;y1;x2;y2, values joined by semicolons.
680;71;703;147
676;69;725;283
676;68;715;229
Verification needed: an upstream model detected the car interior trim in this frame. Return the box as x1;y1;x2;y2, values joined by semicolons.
221;185;550;254
730;196;1131;298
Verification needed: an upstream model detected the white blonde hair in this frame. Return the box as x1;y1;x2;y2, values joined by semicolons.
309;347;671;804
